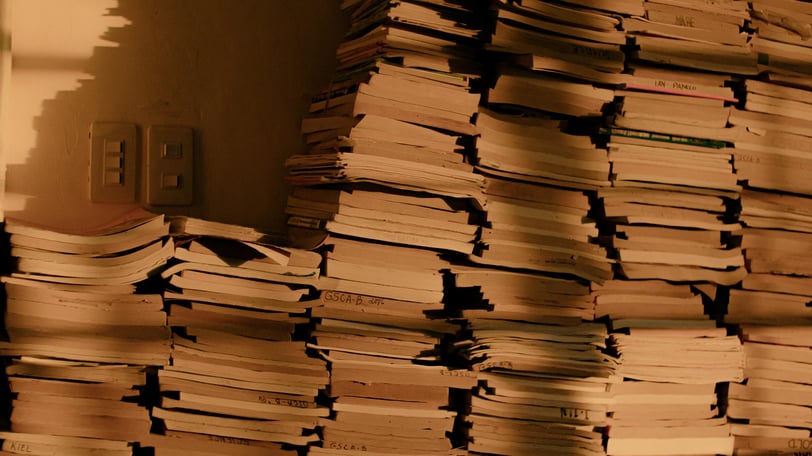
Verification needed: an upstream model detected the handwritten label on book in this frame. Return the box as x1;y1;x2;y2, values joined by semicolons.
257;395;311;408
472;360;513;371
208;435;253;446
789;438;812;452
440;369;477;378
326;441;367;451
560;408;592;421
4;442;31;453
323;291;384;307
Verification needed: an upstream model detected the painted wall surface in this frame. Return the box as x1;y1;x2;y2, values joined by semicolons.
3;0;345;233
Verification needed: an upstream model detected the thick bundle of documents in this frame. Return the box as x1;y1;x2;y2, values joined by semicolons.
727;191;812;325
309;238;473;455
598;185;745;286
489;0;629;73
459;318;617;456
5;212;172;286
3;358;150;452
0;212;173;451
727;325;812;455
475;108;610;190
311;351;475;456
730;80;812;196
286;185;479;255
287;0;488;255
623;0;756;75
470;176;612;283
750;0;812;84
450;267;596;325
605;319;744;456
454;267;616;455
592;279;708;322
289;0;485;192
148;218;327;455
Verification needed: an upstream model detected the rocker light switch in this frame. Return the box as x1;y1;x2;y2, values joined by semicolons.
90;122;137;203
147;125;193;205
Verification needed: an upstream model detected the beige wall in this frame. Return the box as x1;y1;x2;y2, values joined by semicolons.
3;0;345;234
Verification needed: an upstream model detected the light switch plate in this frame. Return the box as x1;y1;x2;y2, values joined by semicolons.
89;122;137;203
147;125;193;206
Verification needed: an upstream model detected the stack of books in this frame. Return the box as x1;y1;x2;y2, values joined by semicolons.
750;0;812;84
449;264;612;456
286;185;479;255
730;80;812;196
602;3;748;286
2;360;152;449
0;211;174;453
308;235;474;455
471;173;612;284
470;0;618;282
598;183;745;285
486;0;629;115
594;280;740;456
726;191;812;325
285;2;488;453
309;350;475;456
458;315;617;456
623;0;757;76
726;325;812;455
450;267;596;326
603;1;751;289
441;4;629;453
721;73;812;448
146;217;329;455
286;0;488;247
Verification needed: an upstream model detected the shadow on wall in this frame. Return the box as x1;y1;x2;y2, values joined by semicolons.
3;0;346;234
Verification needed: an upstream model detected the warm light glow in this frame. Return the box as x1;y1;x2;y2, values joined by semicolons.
2;0;129;215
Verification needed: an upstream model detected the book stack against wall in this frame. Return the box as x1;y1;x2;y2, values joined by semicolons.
287;0;488;235
594;280;744;456
473;0;622;284
0;211;174;455
444;3;629;454
600;25;748;287
449;267;616;456
143;217;329;456
306;236;476;456
722;75;812;451
284;2;488;454
601;1;751;286
286;0;487;258
724;325;812;455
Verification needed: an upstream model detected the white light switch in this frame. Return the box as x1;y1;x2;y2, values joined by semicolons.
90;122;137;203
147;126;193;206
